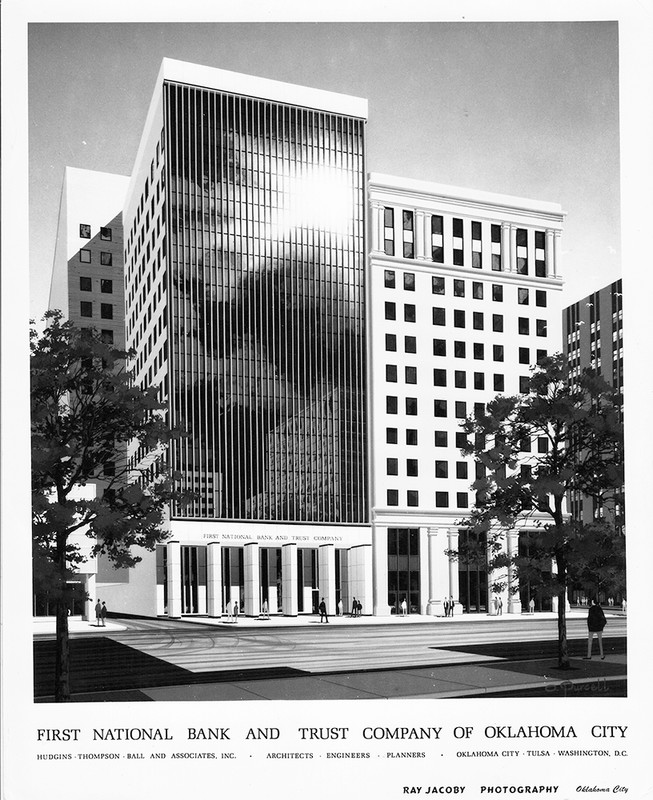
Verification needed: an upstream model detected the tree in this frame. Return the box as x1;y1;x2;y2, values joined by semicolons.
31;310;184;702
454;354;624;669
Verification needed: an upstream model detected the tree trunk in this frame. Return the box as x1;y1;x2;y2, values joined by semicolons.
54;533;71;702
556;552;570;670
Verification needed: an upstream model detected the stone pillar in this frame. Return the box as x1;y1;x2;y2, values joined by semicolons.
318;544;336;616
243;542;260;617
166;540;182;619
281;543;298;616
501;222;511;273
509;224;517;273
424;212;432;262
426;527;447;616
415;210;426;260
84;573;96;622
553;231;562;278
206;541;223;617
447;528;462;614
546;229;555;278
371;202;384;254
372;525;390;616
507;531;523;614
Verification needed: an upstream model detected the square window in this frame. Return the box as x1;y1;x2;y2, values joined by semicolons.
387;458;399;476
473;343;484;360
385;302;396;321
80;301;92;318
518;317;530;335
404;273;415;291
433;368;447;387
100;329;114;344
433;339;446;356
472;282;484;299
537;436;549;453
405;366;417;384
435;491;449;508
100;227;112;241
79;249;91;263
536;290;547;307
518;288;529;305
404;304;416;323
519;376;530;393
434;399;447;417
405;336;417;354
454;341;466;358
492;284;503;302
536;319;547;337
454;370;466;388
435;460;448;478
406;398;418;415
432;276;445;294
492;314;504;333
387;427;398;444
385;334;397;352
79;224;91;239
433;307;446;326
407;490;419;507
434;431;448;447
454;310;465;328
455;432;468;449
387;396;398;414
100;279;113;293
493;345;504;362
387;490;399;506
455;401;467;418
494;374;505;392
519;347;530;364
384;270;396;288
406;429;418;445
454;279;465;297
79;276;92;292
456;462;468;479
474;372;485;390
473;312;484;330
386;365;397;382
406;459;418;477
100;303;113;320
456;492;469;509
100;251;113;266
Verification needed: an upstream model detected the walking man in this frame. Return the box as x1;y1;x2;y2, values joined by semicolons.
584;599;606;660
449;596;455;617
233;602;239;623
352;597;357;617
319;597;329;623
100;601;108;627
443;597;450;618
94;599;102;627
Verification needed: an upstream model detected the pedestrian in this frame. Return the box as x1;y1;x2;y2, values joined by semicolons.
338;598;343;617
449;596;456;617
226;599;233;621
352;597;357;617
584;598;606;660
497;596;503;616
94;599;102;627
443;597;450;618
100;601;108;627
262;599;269;619
622;598;627;613
529;597;535;615
319;597;329;623
492;596;498;616
233;602;239;623
400;597;408;616
356;599;362;616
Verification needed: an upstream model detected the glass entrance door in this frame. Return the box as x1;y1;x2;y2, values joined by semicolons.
387;528;420;614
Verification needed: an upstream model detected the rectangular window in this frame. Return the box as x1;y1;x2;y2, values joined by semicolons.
434;431;448;447
537;349;547;364
518;288;529;305
100;329;114;344
433;307;446;326
387;396;398;414
100;227;112;241
472;221;482;268
456;493;469;509
432;276;445;294
406;429;418;445
492;314;503;332
454;370;466;388
100;251;113;266
454;310;465;328
79;249;91;263
536;319;547;337
435;460;448;478
492;253;501;271
452;217;464;266
404;304;416;323
493;345;504;362
432;215;443;235
406;459;419;477
519;347;530;364
100;303;113;320
384;270;396;288
385;334;397;351
403;210;414;260
434;399;447;417
385;302;396;321
387;458;399;476
384;207;395;256
453;218;463;236
100;279;113;293
474;372;485;390
80;301;92;318
456;462;468;479
518;317;530;335
455;401;467;418
407;490;419;507
80;224;91;239
433;369;447;387
433;338;446;356
404;272;415;291
406;397;418;415
473;312;484;330
386;365;398;382
456;432;468;449
473;343;484;360
492;284;503;302
537;436;549;453
454;279;465;297
387;428;398;444
387;490;399;506
536;290;547;307
454;341;466;358
519;376;530;393
516;228;528;274
404;336;417;354
491;224;501;243
535;230;546;277
435;492;449;508
472;282;483;299
405;366;417;384
494;374;505;392
432;215;444;263
79;276;92;292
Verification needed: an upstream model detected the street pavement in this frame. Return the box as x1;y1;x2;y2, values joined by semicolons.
33;611;627;702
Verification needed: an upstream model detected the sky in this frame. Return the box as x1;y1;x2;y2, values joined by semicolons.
28;21;621;319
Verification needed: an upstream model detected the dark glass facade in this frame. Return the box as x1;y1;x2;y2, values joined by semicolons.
163;81;367;523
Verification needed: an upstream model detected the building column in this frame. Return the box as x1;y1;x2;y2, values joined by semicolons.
424;212;432;262
488;534;509;616
166;540;182;619
243;542;261;617
447;528;462;614
372;525;390;616
371;202;384;254
426;527;447;616
281;543;298;616
206;541;222;617
415;210;426;260
507;531;522;614
84;573;96;622
509;224;517;273
501;222;512;273
546;229;556;278
318;544;336;616
553;231;562;278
